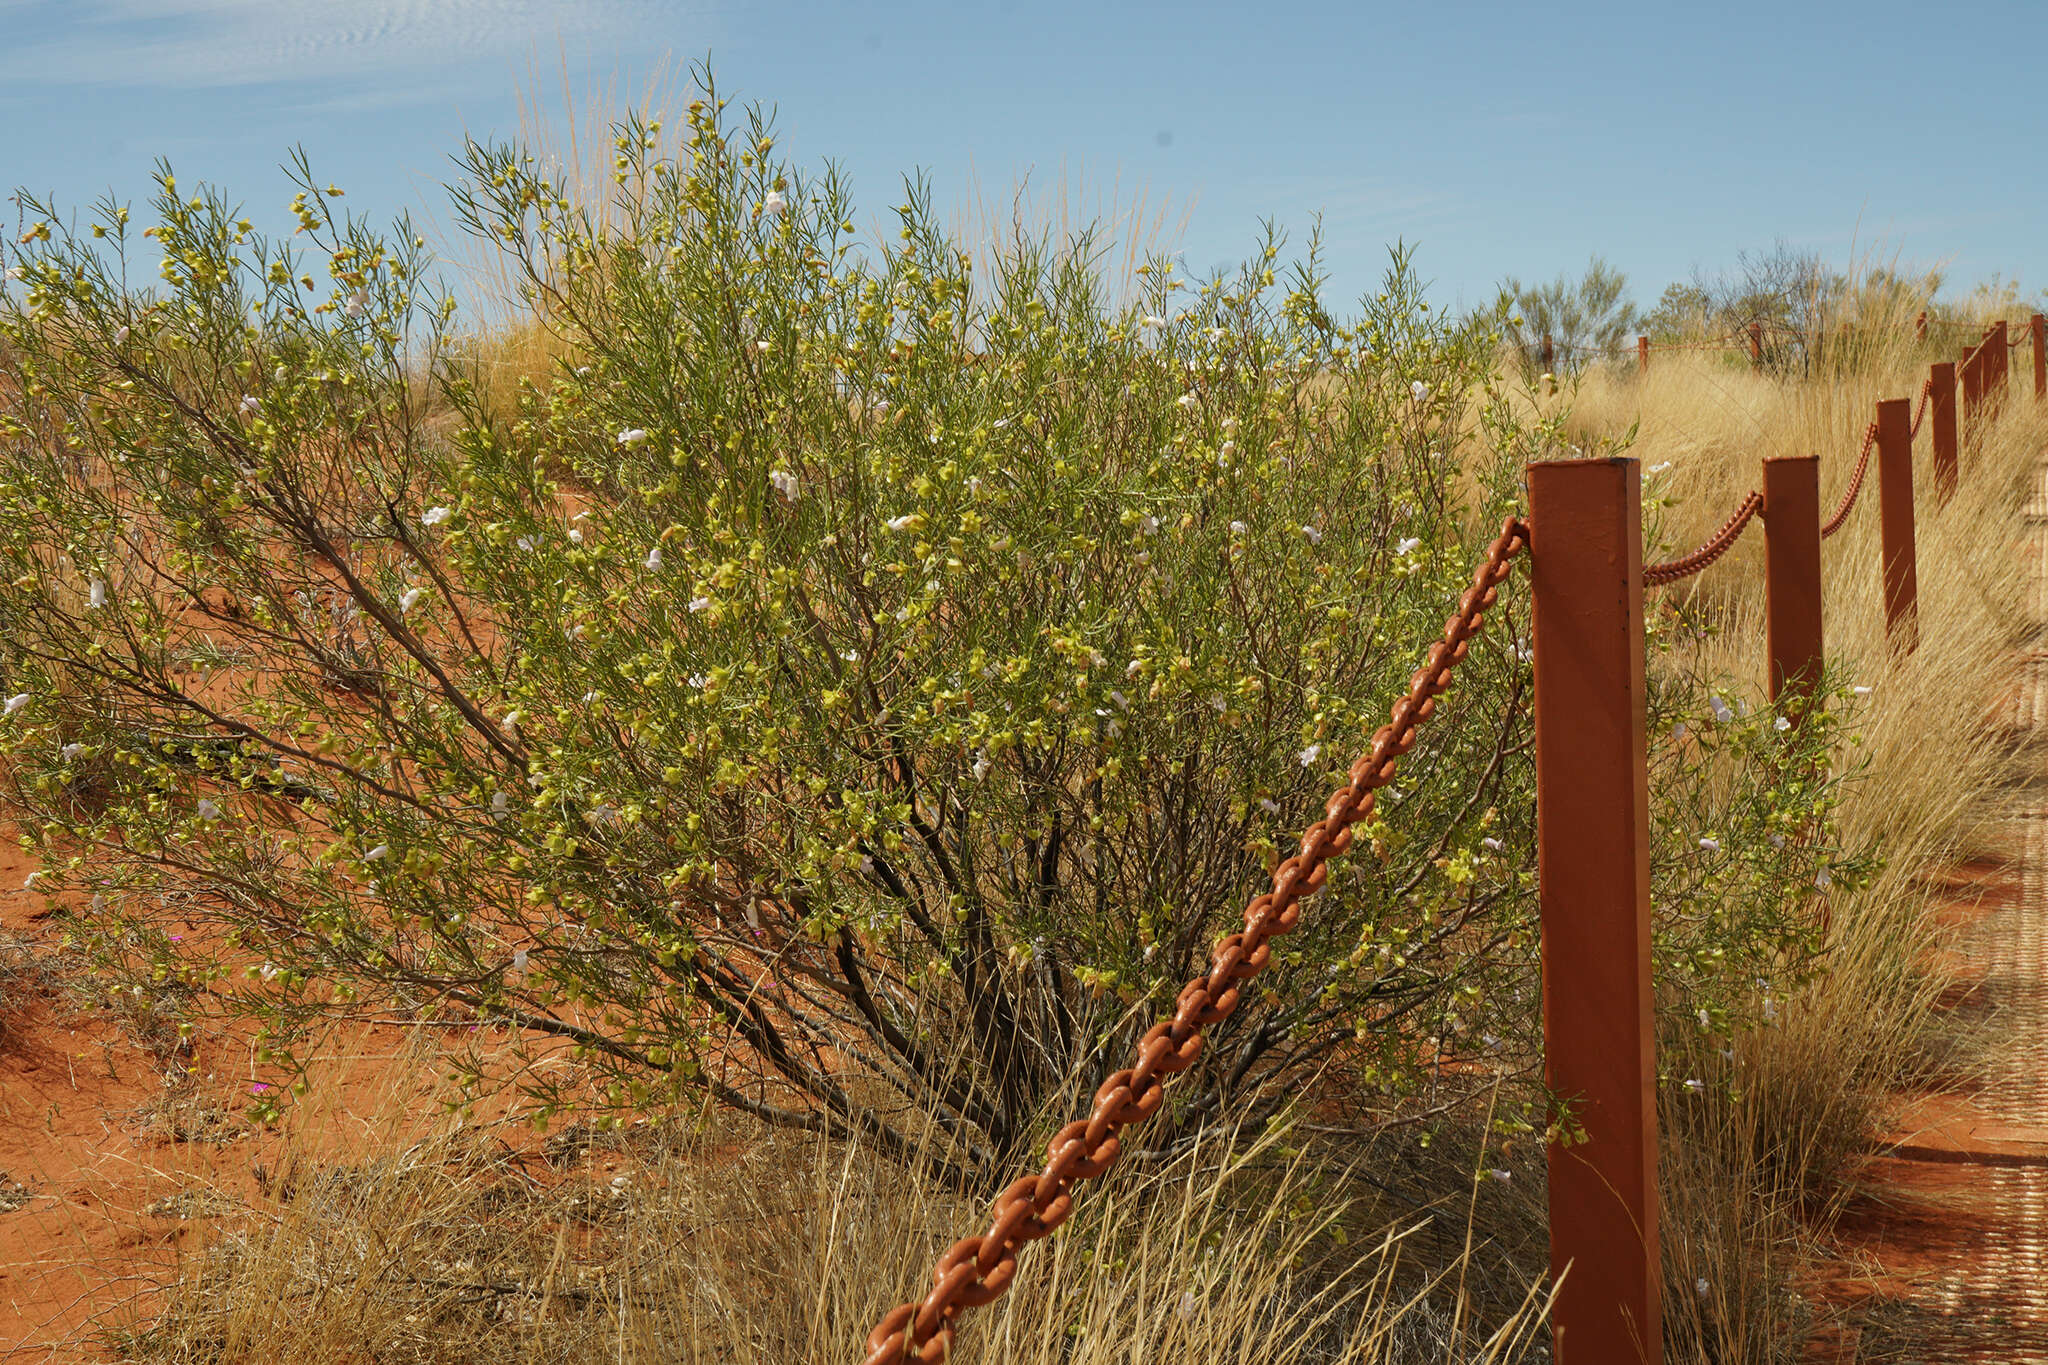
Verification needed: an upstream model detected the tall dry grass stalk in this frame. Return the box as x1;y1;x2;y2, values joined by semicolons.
110;1102;1551;1365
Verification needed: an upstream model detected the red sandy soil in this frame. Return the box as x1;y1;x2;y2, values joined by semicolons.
1807;845;2048;1360
0;840;186;1361
0;837;504;1361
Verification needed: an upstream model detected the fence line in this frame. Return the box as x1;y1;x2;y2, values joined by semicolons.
1526;321;2032;1362
864;319;2039;1365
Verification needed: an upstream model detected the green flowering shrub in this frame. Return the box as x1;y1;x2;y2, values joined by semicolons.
0;77;1861;1182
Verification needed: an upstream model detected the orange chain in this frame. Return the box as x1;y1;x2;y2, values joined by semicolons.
1908;376;1934;439
1820;422;1880;540
861;518;1532;1365
1643;490;1763;586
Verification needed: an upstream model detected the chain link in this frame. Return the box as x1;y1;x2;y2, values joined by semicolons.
860;518;1532;1365
1909;376;1934;440
1644;490;1763;586
1820;422;1881;540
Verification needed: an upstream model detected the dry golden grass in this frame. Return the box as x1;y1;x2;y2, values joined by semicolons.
108;1101;1552;1365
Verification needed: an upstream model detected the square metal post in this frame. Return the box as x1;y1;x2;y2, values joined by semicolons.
1529;458;1661;1365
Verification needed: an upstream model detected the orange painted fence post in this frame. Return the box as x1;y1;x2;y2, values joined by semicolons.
1528;458;1661;1365
1637;335;1650;374
1930;361;1958;501
2033;313;2046;400
1876;398;1917;650
1749;321;1764;366
1762;456;1824;708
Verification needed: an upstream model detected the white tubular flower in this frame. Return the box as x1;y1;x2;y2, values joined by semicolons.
1140;314;1166;329
688;596;712;613
88;576;107;609
1815;866;1833;890
755;339;772;353
420;506;452;527
886;513;925;533
1396;536;1422;555
1298;743;1321;767
645;545;664;571
363;844;390;862
515;536;537;552
491;790;510;816
1708;696;1733;724
1410;380;1429;403
113;325;130;345
1698;837;1720;853
616;428;650;448
1258;797;1281;815
1229;520;1247;536
196;798;221;821
240;395;260;415
511;947;529;971
61;742;83;761
970;753;992;781
344;288;368;318
568;528;584;545
763;190;787;217
1489;1168;1512;1183
3;693;29;715
1773;715;1791;731
769;469;799;501
1175;392;1198;409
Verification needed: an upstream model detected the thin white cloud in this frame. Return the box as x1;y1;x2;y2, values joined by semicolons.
0;0;686;90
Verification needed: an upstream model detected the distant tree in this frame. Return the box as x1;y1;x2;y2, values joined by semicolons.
1642;282;1713;341
1501;257;1639;376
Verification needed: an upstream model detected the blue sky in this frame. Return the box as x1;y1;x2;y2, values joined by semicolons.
4;0;2044;318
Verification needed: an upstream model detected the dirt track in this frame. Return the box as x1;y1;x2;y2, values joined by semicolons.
1826;462;2048;1360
